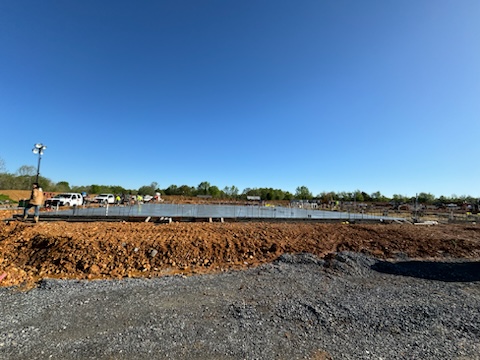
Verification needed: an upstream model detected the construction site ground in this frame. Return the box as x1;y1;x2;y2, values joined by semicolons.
1;205;480;288
2;199;480;359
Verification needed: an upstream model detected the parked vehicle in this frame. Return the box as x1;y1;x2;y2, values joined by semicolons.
94;194;115;204
143;195;153;202
45;193;84;207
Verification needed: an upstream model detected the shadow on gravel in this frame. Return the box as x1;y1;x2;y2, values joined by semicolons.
371;260;480;282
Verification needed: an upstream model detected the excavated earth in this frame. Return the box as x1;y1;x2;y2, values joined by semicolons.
1;214;480;287
1;210;480;359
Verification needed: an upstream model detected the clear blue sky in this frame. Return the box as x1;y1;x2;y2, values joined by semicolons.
1;0;479;198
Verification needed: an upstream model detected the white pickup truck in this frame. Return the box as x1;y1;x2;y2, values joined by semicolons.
45;193;84;207
93;194;115;204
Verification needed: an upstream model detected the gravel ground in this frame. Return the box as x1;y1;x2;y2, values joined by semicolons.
1;252;479;360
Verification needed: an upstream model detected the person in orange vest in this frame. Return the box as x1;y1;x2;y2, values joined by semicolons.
23;182;44;223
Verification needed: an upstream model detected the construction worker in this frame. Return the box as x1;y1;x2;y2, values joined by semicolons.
23;182;44;223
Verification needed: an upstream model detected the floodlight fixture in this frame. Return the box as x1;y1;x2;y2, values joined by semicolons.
32;143;47;183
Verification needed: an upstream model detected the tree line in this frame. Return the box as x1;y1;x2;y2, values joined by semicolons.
0;162;477;205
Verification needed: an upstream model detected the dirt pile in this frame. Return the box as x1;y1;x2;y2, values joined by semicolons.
1;218;480;288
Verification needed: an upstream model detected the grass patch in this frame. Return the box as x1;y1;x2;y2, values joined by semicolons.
0;193;16;204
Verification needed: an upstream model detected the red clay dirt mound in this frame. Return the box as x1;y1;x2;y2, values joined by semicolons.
1;219;480;288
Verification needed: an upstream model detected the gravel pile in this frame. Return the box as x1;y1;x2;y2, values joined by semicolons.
1;252;479;359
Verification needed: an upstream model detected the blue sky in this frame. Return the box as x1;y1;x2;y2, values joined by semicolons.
1;0;479;198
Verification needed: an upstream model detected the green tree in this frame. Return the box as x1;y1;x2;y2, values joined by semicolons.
417;192;435;204
14;175;33;189
354;191;364;202
317;191;335;203
277;189;286;200
208;185;221;198
138;185;155;196
242;188;261;197
178;185;195;196
87;184;112;194
270;189;286;200
360;191;371;202
295;186;312;200
261;188;272;200
138;182;158;196
336;191;348;201
71;185;90;194
461;195;476;204
55;181;71;192
370;191;380;201
392;194;408;203
435;195;448;205
450;194;460;204
197;181;211;195
223;185;239;198
0;173;16;189
371;191;389;202
242;187;291;201
164;184;178;195
110;185;127;194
